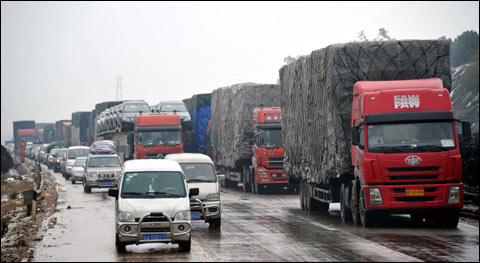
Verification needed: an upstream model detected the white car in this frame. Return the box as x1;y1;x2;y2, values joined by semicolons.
165;153;224;228
71;157;87;184
63;146;90;180
108;159;199;253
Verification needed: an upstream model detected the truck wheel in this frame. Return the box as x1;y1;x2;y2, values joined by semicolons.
250;173;256;193
83;182;91;193
359;188;374;227
178;237;191;252
71;178;75;184
351;182;360;226
340;183;352;223
115;235;127;253
304;183;311;211
242;166;251;193
300;181;305;210
209;217;221;229
255;181;264;194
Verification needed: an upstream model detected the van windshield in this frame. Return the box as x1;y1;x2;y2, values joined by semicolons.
68;149;89;159
179;163;217;182
121;172;186;198
88;157;121;167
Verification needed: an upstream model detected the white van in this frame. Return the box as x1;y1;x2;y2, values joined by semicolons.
164;153;223;228
108;159;199;253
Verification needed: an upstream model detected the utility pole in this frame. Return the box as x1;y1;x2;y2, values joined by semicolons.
115;74;123;101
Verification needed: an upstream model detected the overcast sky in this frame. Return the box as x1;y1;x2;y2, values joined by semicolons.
1;1;479;144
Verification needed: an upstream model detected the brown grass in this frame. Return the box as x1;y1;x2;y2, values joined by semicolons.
1;200;23;214
1;180;32;197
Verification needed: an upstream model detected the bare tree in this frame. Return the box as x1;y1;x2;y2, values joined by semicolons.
358;30;368;41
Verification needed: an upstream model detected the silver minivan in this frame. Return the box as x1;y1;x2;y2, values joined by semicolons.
165;153;223;228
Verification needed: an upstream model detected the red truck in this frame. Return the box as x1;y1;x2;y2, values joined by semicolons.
246;107;288;193
341;78;470;227
134;114;183;159
98;114;183;161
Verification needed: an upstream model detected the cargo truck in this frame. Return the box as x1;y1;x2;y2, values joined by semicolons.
280;40;470;228
97;114;183;162
13;120;35;154
242;107;289;194
210;83;282;193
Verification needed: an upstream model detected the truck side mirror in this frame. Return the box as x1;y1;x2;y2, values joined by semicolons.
462;121;472;140
108;188;119;199
217;174;225;182
351;126;360;146
189;188;199;197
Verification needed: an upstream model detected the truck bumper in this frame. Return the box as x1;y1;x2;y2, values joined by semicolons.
85;179;118;188
363;183;463;211
256;168;288;184
116;213;191;244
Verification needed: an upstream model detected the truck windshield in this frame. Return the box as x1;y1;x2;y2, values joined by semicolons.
137;130;182;146
179;163;217;182
124;104;150;113
367;121;456;153
160;104;187;112
88;157;121;167
121;171;186;198
68;149;89;159
258;128;283;148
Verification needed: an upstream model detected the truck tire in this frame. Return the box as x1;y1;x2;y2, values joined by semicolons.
242;166;251;193
435;209;459;228
359;188;374;227
254;181;264;194
178;237;191;252
250;173;256;193
115;235;127;253
410;212;424;225
209;217;221;229
340;183;352;223
351;181;360;226
71;178;75;184
83;181;91;193
300;181;305;210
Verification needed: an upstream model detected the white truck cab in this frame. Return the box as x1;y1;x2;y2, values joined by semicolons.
165;153;224;228
108;159;199;253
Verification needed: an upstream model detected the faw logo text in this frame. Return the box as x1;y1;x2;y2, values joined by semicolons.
405;155;422;166
394;95;420;109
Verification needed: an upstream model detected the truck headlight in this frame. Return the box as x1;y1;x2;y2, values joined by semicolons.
206;193;220;201
87;173;96;178
174;210;190;221
118;211;136;222
369;188;383;205
448;186;461;204
258;169;268;177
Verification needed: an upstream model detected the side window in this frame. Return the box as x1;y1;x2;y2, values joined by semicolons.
359;124;365;149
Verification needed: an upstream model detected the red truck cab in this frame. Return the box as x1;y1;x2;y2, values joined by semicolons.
350;78;467;227
252;107;288;193
134;115;184;159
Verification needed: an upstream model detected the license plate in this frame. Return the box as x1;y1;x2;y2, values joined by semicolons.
405;189;424;196
191;212;201;220
99;181;113;186
143;234;166;240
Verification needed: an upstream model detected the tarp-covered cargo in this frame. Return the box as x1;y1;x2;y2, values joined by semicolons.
280;40;451;184
187;93;211;154
211;83;281;168
89;140;116;154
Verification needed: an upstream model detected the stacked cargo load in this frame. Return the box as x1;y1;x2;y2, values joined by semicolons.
279;40;451;185
211;83;281;168
89;140;116;154
71;111;92;145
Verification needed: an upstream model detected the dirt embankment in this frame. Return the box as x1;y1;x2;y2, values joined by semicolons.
1;159;58;262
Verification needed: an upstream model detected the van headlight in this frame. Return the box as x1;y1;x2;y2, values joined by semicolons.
118;211;136;222
206;193;220;201
174;211;190;221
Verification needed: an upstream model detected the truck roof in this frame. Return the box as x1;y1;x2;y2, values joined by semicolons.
164;153;214;164
136;114;181;127
253;107;282;126
354;78;443;95
123;159;183;173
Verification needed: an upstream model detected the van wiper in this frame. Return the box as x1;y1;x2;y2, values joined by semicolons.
148;191;183;198
187;179;215;183
121;192;155;198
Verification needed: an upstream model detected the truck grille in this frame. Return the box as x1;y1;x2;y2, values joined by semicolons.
389;174;438;181
268;157;283;167
395;196;435;202
388;166;439;172
135;217;169;222
98;173;116;178
392;187;437;193
140;228;170;233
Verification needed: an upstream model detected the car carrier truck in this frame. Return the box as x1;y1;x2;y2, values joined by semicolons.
280;40;470;228
96;114;183;162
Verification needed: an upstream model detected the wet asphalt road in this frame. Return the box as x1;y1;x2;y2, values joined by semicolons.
34;167;479;262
